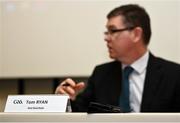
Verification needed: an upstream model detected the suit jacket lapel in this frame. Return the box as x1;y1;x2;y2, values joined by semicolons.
141;53;163;112
106;61;122;106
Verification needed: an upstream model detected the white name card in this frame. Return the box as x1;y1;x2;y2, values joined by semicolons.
4;95;70;112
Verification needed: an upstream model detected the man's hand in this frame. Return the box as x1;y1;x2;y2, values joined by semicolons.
55;78;85;100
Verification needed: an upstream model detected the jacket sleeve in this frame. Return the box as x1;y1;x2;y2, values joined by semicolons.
71;67;97;112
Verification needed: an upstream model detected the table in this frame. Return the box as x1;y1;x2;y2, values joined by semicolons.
0;113;180;122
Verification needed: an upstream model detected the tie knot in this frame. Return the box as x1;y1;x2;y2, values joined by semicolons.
123;66;134;78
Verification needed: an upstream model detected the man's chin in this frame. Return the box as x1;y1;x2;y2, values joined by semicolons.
109;54;117;60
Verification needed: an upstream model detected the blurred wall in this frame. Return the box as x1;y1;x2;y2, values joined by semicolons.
0;3;2;74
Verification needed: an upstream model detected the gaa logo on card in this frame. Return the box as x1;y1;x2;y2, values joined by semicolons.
13;100;23;104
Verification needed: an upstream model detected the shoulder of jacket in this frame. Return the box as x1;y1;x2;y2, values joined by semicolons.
152;55;180;71
95;60;121;69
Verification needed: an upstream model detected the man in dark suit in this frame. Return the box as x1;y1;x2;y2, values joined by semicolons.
55;4;180;112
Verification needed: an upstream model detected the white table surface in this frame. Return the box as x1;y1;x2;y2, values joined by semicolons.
0;113;180;122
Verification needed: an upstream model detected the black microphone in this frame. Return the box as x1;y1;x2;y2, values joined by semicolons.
87;102;122;113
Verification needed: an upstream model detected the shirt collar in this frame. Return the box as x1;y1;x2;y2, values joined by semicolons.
122;51;149;74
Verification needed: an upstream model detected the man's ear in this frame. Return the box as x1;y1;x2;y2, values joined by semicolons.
132;27;143;43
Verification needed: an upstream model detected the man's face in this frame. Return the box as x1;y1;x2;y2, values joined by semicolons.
104;16;134;60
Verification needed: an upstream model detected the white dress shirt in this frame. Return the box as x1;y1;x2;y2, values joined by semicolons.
122;51;149;112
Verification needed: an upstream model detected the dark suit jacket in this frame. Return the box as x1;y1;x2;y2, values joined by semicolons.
72;53;180;112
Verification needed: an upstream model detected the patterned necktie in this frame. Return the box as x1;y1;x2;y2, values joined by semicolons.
119;66;134;112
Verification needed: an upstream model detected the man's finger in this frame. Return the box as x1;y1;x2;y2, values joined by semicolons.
75;82;85;90
63;78;76;87
64;86;76;96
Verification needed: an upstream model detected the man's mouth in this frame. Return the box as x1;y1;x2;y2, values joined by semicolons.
107;45;113;52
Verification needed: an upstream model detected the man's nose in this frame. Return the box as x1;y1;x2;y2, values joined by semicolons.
104;34;111;42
